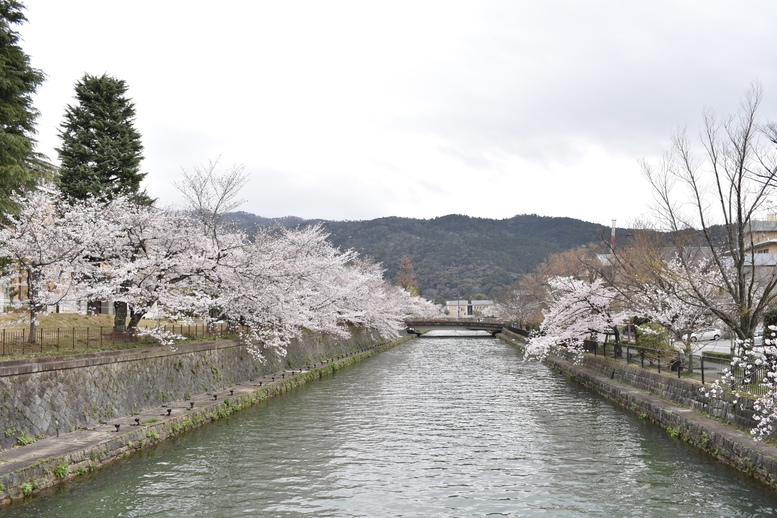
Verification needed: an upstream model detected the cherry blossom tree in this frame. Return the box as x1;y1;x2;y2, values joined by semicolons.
0;188;110;341
641;259;725;347
78;198;234;341
211;224;433;360
613;246;726;369
496;244;606;331
703;341;777;442
1;176;436;357
526;276;627;361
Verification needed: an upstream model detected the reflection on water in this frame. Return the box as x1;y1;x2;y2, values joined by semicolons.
4;335;777;517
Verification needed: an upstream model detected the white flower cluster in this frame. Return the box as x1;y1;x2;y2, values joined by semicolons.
701;337;777;441
0;187;438;360
525;276;626;362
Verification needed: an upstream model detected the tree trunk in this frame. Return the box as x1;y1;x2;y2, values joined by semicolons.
27;270;39;344
28;309;37;344
127;310;145;329
683;340;694;373
113;301;127;333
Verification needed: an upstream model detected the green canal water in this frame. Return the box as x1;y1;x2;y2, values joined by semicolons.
3;335;777;517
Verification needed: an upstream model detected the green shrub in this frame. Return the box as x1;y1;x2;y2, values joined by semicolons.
20;482;33;496
637;322;670;350
16;432;35;446
703;351;732;360
54;458;69;479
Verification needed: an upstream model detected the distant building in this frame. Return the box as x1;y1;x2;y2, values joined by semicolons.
746;216;777;254
445;299;495;318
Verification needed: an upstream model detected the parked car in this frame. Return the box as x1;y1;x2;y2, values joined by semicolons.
681;327;722;342
753;325;775;347
754;329;764;347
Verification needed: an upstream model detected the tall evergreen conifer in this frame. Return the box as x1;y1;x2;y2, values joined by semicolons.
57;73;150;205
58;73;150;332
0;0;49;216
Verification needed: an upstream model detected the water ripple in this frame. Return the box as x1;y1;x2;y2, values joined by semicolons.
5;337;777;517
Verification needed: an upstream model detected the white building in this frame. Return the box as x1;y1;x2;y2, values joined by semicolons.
445;299;496;318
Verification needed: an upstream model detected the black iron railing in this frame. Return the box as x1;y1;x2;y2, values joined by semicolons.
0;323;237;357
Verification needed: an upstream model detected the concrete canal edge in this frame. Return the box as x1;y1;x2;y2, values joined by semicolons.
498;329;777;491
0;334;413;506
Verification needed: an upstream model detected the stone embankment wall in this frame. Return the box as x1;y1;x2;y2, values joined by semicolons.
0;328;384;451
559;348;759;431
499;329;777;490
0;337;406;505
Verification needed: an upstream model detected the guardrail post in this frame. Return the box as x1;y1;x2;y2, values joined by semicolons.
701;355;705;384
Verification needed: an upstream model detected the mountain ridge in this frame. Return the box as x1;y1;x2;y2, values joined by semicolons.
225;212;622;302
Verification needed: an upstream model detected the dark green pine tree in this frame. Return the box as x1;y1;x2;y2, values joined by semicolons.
0;0;50;217
57;73;151;205
58;74;151;333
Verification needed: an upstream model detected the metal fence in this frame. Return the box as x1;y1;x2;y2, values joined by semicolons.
0;323;237;357
581;340;771;396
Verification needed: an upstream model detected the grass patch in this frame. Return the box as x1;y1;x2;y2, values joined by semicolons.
0;313;157;329
16;431;35;446
20;482;33;496
54;458;68;479
0;313;238;361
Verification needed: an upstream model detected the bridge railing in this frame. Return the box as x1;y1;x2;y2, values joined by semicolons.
405;317;502;324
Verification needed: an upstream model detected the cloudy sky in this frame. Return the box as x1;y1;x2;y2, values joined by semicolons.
19;1;777;225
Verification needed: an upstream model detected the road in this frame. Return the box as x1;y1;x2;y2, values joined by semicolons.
677;337;774;356
691;338;736;355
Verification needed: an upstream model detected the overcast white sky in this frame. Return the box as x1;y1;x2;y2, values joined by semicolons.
19;1;777;225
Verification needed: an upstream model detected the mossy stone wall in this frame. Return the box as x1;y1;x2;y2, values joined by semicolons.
0;328;383;450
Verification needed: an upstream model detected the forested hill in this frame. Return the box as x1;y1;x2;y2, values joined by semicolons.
225;212;619;302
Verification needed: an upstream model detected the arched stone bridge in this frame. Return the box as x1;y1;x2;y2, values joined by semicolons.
404;318;505;337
